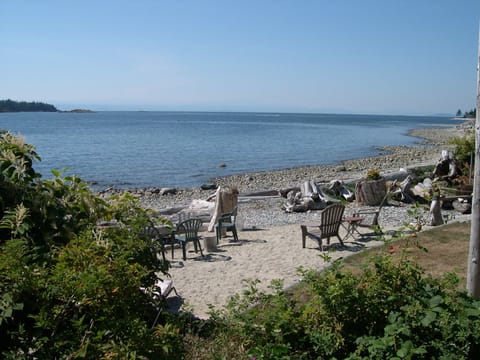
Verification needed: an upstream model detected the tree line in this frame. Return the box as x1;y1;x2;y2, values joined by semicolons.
0;99;58;112
456;108;476;118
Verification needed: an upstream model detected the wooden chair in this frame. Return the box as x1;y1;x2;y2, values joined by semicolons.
352;207;383;233
301;203;345;250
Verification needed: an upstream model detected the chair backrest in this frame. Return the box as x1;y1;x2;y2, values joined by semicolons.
142;223;174;239
141;225;167;260
177;218;203;241
218;207;237;225
320;203;345;238
142;225;161;240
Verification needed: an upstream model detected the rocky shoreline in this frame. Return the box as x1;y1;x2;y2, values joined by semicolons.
100;121;473;229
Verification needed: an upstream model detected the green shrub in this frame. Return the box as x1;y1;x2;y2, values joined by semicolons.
209;279;307;359
450;131;475;172
203;255;480;359
0;132;182;358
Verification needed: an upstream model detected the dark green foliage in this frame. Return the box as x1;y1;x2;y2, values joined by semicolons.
463;108;476;118
0;132;183;358
204;255;480;359
0;99;58;112
209;279;307;359
409;165;435;180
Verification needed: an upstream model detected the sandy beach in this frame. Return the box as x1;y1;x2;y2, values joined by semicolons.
166;207;470;319
167;224;386;319
130;121;473;319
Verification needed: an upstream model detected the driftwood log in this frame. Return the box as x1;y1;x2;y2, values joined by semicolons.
432;150;458;181
452;198;472;214
430;195;444;226
279;187;301;198
301;180;320;201
327;180;355;201
391;175;416;203
355;178;387;206
282;181;332;213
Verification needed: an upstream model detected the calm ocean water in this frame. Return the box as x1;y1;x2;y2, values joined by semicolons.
0;111;457;190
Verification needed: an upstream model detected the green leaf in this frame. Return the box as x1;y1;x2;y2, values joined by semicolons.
396;340;414;358
429;295;443;308
464;308;480;318
421;310;437;327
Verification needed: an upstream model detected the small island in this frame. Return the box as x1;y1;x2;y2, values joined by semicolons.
60;109;95;113
0;99;95;113
0;99;58;112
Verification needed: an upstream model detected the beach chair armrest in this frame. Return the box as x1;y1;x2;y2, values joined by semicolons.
301;223;320;228
353;209;379;216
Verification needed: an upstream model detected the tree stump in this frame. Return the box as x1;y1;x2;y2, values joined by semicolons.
355;178;387;206
430;195;444;226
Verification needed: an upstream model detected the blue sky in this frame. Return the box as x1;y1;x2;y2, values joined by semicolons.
1;0;479;115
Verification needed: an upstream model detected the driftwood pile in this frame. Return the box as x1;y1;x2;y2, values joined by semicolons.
280;150;472;227
281;180;354;213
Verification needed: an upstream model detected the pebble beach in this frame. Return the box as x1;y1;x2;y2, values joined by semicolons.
123;121;472;229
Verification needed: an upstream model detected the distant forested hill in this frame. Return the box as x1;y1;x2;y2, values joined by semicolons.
0;99;58;112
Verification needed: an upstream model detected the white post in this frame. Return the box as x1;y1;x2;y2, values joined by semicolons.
467;27;480;298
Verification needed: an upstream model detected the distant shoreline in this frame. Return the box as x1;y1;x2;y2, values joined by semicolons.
0;99;94;113
0;110;465;193
58;109;95;113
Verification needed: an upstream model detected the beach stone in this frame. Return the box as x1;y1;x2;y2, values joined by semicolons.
200;183;217;190
160;188;177;196
144;188;160;195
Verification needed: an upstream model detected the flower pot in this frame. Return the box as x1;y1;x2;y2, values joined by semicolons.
355;178;387;206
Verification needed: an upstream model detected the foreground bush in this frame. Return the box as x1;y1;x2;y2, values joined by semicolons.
202;254;480;359
0;132;181;358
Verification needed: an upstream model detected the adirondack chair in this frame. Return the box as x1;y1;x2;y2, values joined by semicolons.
301;203;345;250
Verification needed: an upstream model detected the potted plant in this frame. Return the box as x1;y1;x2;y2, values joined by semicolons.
355;168;387;206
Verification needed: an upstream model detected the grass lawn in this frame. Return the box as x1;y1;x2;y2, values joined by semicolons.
344;221;471;286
